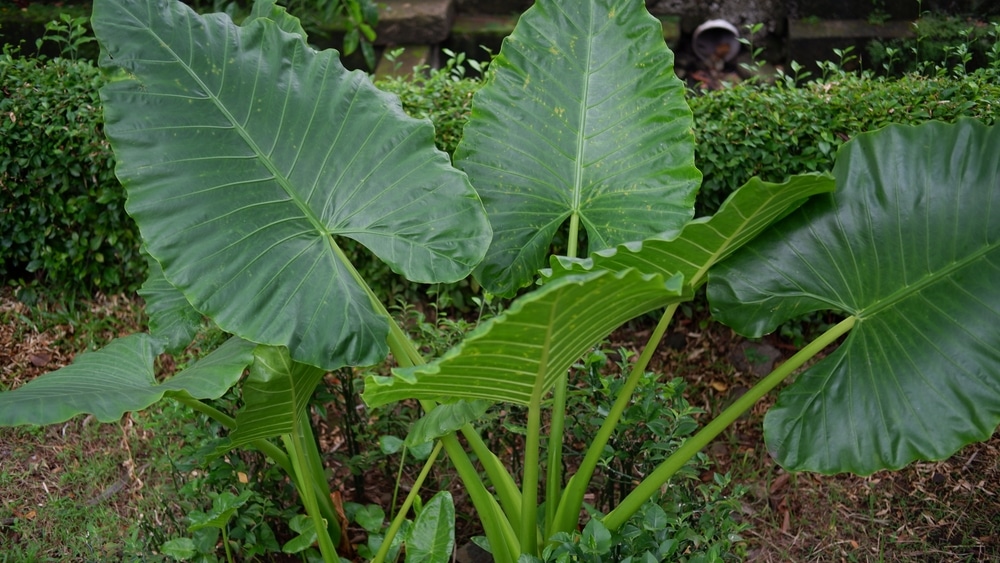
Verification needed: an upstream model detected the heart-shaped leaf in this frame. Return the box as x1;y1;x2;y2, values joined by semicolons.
406;400;492;447
709;120;1000;474
456;0;700;296
405;491;455;563
93;0;490;370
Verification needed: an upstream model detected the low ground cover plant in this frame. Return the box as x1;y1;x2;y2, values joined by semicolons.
2;1;999;562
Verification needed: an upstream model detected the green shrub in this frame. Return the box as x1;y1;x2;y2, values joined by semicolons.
376;49;482;160
6;40;1000;298
690;70;1000;214
0;49;143;295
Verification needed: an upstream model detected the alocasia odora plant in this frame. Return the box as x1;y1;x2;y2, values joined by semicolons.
1;0;998;561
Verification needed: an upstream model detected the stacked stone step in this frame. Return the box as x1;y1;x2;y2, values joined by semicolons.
373;0;458;78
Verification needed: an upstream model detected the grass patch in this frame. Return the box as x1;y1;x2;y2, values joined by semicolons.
0;420;149;561
0;289;159;560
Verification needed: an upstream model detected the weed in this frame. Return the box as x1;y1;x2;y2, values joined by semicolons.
35;13;95;61
737;22;767;80
868;13;999;76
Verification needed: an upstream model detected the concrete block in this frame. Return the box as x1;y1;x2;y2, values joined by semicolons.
444;12;680;61
788;19;914;70
373;44;436;79
377;0;457;45
790;0;920;21
445;13;518;59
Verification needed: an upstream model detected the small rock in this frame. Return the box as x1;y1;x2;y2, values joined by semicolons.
29;353;51;367
730;341;781;377
455;541;492;563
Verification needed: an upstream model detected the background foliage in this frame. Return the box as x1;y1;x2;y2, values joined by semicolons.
689;71;1000;213
4;9;1000;561
4;44;1000;296
0;49;142;296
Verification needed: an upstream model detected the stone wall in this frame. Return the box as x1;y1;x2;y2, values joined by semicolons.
646;0;786;35
455;0;533;16
789;0;1000;20
458;0;998;35
458;1;787;34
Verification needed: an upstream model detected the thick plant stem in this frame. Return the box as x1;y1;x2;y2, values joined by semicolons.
521;388;544;555
566;212;581;259
174;395;236;427
602;316;857;531
372;283;519;560
461;424;522;522
439;429;520;563
546;374;568;536
551;303;678;536
337;241;521;559
545;215;581;536
298;415;341;545
283;428;340;562
389;334;520;560
373;441;444;563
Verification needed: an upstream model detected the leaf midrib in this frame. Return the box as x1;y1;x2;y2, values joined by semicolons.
860;240;999;318
135;9;333;242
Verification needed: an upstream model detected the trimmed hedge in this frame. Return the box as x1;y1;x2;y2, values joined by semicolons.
690;72;1000;214
0;52;142;295
4;50;999;296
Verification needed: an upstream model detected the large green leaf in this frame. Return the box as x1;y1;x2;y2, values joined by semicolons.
138;253;202;354
547;174;834;290
93;0;491;370
245;0;308;40
456;0;700;296
225;345;327;450
405;400;492;447
363;269;683;407
708;120;1000;474
0;335;254;426
405;491;455;563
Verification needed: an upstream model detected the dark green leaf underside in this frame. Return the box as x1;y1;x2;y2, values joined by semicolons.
364;269;684;407
709;120;1000;474
547;173;835;291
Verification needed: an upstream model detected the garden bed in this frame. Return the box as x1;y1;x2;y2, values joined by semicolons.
4;3;1000;561
3;289;998;560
